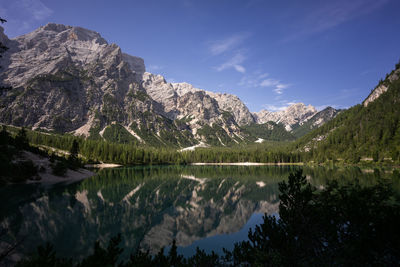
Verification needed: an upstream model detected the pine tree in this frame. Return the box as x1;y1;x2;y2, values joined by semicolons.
15;128;29;149
69;140;79;160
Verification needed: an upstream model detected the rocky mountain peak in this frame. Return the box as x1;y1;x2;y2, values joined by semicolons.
363;68;400;107
39;23;108;45
286;103;316;113
122;53;145;74
254;103;318;131
171;82;200;96
1;23;146;89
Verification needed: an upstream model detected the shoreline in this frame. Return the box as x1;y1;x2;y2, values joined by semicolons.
27;168;95;185
84;163;123;168
190;162;304;166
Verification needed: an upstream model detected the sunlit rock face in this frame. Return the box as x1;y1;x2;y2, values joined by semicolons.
1;23;144;88
363;68;400;107
254;103;317;131
0;24;194;145
140;74;253;142
170;82;255;126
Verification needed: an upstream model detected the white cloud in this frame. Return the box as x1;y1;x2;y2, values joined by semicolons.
215;52;246;73
260;78;290;95
209;33;250;55
262;100;299;112
239;72;291;95
260;78;278;87
274;84;289;94
233;64;246;73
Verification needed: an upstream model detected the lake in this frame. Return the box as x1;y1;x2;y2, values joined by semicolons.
1;165;398;263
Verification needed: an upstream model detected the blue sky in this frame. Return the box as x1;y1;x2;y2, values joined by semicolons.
1;0;400;112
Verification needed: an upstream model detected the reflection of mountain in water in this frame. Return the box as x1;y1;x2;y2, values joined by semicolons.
0;165;396;262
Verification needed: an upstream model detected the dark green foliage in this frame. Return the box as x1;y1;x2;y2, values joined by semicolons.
9;126;303;164
197;124;238;146
102;124;137;144
67;139;82;170
16;236;220;267
12;160;38;182
69;140;79;160
16;243;72;267
15;128;29;150
229;170;400;266
0;126;85;183
0;125;10;145
131;90;149;102
51;160;68;176
242;122;295;141
78;234;123;267
0;126;39;184
0;17;7;63
294;67;400;164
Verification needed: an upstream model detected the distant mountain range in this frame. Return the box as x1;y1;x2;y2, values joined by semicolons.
0;23;339;147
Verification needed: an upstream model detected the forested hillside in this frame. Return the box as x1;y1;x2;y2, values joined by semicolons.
293;64;400;163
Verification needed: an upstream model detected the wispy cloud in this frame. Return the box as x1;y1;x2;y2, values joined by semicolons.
262;100;298;112
239;72;269;87
240;74;291;95
0;0;53;36
215;52;246;73
283;0;390;42
209;33;250;55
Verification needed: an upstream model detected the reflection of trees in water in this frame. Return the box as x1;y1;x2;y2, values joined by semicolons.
0;165;396;262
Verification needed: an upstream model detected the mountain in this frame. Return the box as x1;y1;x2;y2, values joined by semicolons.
0;23;335;147
253;103;318;131
141;73;251;146
170;82;255;126
291;107;340;138
294;65;400;162
0;23;197;147
253;103;339;138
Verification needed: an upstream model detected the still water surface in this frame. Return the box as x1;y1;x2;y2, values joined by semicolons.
1;165;398;262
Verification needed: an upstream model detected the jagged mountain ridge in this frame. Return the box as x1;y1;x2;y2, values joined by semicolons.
254;103;317;131
0;23;336;147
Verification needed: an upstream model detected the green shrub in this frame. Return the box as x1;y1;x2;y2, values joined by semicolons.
52;160;68;176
